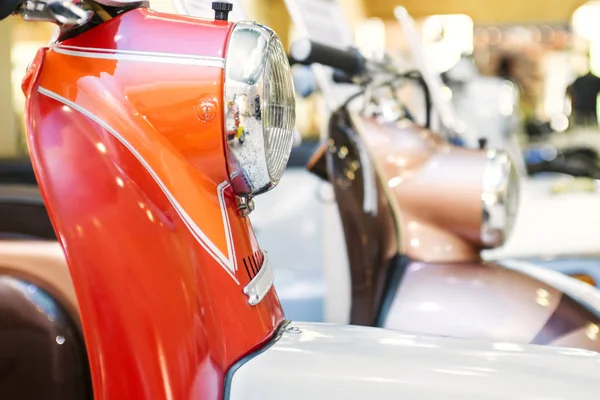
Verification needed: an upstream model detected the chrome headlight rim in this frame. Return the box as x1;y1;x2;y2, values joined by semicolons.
223;21;296;197
481;149;520;248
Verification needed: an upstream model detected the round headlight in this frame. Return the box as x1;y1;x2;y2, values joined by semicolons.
481;149;520;248
224;22;296;196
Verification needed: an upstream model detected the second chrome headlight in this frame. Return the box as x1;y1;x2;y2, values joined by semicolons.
224;22;296;196
481;150;520;248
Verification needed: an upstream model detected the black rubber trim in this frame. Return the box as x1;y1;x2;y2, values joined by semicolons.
375;255;411;327
0;159;37;185
0;184;55;240
223;320;291;400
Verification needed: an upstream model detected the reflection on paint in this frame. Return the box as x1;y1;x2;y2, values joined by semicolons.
96;142;107;153
146;209;155;222
535;288;551;307
388;177;403;188
9;280;60;321
297;329;334;342
379;336;439;348
586;323;599;340
417;301;441;312
492;342;524;352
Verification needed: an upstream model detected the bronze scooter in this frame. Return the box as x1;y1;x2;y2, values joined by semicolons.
291;37;600;349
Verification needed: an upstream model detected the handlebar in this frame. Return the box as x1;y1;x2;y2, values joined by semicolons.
288;54;353;84
331;69;353;84
0;0;21;20
1;0;93;25
290;38;366;77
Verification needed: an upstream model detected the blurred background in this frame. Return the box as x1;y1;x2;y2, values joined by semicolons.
3;0;600;157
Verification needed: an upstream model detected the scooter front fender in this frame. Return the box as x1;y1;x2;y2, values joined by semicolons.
227;322;600;400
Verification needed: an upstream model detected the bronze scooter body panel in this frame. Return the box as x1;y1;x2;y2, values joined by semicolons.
328;108;600;350
327;110;400;326
355;115;487;263
383;260;600;351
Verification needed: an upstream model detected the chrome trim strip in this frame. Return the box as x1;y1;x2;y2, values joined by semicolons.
348;112;404;252
481;149;519;248
52;45;225;68
243;251;274;306
37;87;237;280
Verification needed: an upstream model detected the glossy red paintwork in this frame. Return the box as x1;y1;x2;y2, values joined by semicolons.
24;8;284;400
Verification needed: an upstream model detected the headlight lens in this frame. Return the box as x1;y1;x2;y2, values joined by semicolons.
224;22;296;196
481;149;520;248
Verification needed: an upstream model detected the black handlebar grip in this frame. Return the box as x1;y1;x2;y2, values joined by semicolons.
0;0;21;20
331;69;353;84
290;38;366;77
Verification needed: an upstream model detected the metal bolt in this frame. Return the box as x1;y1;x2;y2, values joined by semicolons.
236;196;255;217
285;325;302;334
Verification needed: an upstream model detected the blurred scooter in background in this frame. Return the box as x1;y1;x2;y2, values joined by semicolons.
392;8;600;283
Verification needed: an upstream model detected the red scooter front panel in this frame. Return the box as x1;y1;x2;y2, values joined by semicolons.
24;8;284;400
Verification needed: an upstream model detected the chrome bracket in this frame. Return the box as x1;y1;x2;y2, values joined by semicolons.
236;195;255;217
21;0;92;27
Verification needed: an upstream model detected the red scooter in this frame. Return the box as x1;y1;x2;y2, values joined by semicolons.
5;0;294;397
